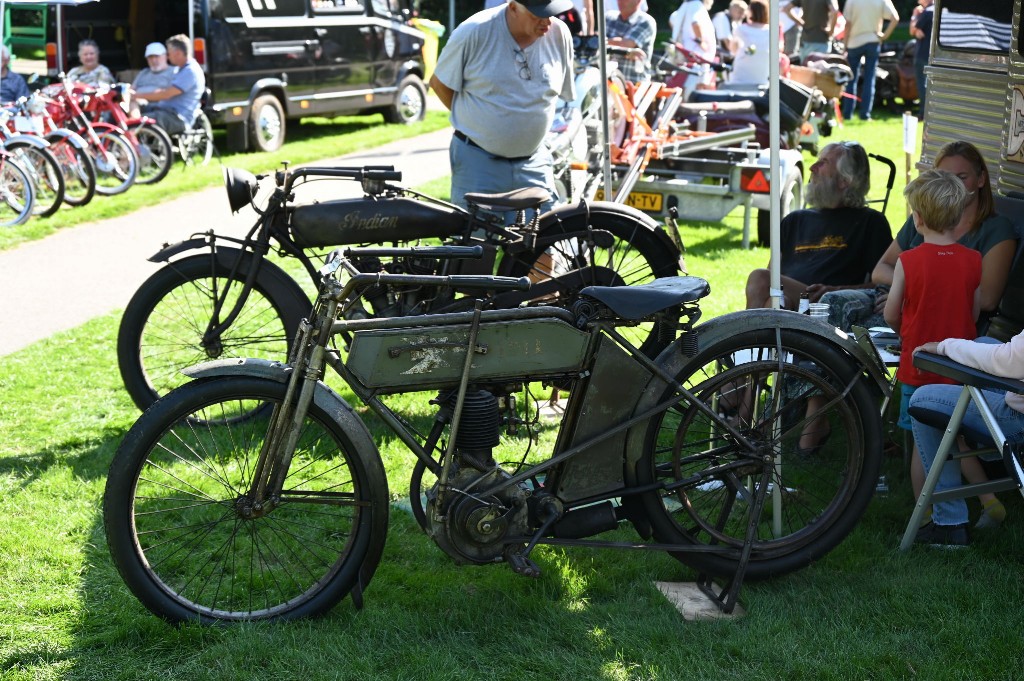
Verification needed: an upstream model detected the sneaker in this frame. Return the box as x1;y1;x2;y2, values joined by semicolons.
914;522;970;549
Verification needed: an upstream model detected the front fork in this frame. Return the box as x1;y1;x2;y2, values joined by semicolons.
245;290;339;508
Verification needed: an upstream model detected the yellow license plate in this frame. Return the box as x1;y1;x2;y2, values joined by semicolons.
594;189;663;212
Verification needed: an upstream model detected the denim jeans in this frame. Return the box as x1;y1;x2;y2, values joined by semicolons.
910;384;1024;526
842;42;880;120
449;134;555;225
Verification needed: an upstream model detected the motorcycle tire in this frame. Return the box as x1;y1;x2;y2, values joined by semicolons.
0;156;35;226
46;136;97;207
132;122;174;185
504;203;682;358
90;129;140;196
104;375;389;623
5;142;65;218
633;326;882;579
116;253;311;413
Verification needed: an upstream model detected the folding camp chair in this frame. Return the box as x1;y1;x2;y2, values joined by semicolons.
898;351;1024;551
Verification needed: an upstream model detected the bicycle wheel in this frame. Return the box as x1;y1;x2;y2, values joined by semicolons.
132;122;174;185
634;327;883;578
47;136;97;207
91;129;139;195
5;143;64;217
0;156;35;226
505;205;681;357
179;112;214;166
117;254;309;413
104;376;390;623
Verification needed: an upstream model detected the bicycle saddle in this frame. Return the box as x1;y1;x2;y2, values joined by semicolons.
464;187;551;211
581;276;710;320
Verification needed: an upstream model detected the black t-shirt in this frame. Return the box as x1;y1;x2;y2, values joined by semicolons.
780;206;892;286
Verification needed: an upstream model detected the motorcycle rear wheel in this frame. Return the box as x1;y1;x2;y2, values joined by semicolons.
104;376;389;623
505;206;681;357
634;327;882;578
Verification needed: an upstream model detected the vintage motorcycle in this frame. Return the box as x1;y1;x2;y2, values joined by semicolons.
116;164;684;413
103;246;890;622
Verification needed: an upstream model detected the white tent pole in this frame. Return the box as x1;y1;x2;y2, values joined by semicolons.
597;0;611;198
769;2;781;310
189;0;194;46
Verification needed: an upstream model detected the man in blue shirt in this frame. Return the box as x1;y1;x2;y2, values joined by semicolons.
1;47;30;104
135;34;205;135
606;0;656;82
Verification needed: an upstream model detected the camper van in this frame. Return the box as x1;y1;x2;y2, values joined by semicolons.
15;0;427;152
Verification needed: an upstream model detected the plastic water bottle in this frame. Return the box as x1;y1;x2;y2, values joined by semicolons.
798;292;810;314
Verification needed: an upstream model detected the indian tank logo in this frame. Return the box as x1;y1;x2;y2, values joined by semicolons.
339;212;400;230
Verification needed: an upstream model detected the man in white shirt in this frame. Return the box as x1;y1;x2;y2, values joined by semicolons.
840;0;898;121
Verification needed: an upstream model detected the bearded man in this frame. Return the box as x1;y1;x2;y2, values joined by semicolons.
745;141;892;310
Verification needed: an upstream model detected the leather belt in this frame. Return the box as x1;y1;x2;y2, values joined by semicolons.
454;130;532;162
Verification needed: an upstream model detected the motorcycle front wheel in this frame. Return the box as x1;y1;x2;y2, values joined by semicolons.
46;136;97;207
505;204;681;358
5;143;65;217
116;254;309;413
90;129;139;195
132;122;174;185
634;327;882;579
104;376;390;623
0;156;35;226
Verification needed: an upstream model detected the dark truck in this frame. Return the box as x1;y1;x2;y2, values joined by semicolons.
14;0;427;152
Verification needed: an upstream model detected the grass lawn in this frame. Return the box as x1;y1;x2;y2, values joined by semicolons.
4;108;1024;680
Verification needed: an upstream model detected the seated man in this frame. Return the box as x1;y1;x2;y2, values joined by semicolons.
126;42;175;117
0;47;30;104
133;34;205;136
745;141;892;311
606;0;656;82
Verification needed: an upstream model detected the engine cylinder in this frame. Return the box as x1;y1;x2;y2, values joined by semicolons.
447;390;500;456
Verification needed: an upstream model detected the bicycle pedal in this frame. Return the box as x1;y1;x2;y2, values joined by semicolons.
504;549;542;578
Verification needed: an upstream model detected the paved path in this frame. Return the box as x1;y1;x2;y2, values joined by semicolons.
0;127;454;357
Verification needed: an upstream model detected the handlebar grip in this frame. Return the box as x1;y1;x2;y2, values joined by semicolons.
363;169;402;181
344;245;484;259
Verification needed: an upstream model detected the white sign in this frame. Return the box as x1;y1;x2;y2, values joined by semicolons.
903;113;918;154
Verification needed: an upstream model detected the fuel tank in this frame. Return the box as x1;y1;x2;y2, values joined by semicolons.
287;196;469;248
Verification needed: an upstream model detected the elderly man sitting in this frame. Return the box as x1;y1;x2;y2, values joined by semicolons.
745;141;892;311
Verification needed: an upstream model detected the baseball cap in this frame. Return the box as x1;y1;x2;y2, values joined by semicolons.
144;42;167;57
515;0;573;18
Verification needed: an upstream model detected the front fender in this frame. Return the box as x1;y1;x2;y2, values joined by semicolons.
45;128;89;151
147;237;211;263
3;134;50;150
181;358;378;451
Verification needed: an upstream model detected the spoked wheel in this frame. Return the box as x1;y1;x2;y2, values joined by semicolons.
0;156;35;226
103;376;389;623
131;122;174;184
47;136;97;207
5;143;64;217
635;327;882;578
179;112;215;166
116;255;308;413
506;206;681;357
90;129;139;195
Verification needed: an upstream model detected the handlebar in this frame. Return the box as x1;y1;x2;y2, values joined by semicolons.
280;165;402;192
344;245;484;259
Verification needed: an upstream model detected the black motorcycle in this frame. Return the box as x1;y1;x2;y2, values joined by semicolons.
116;165;684;412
